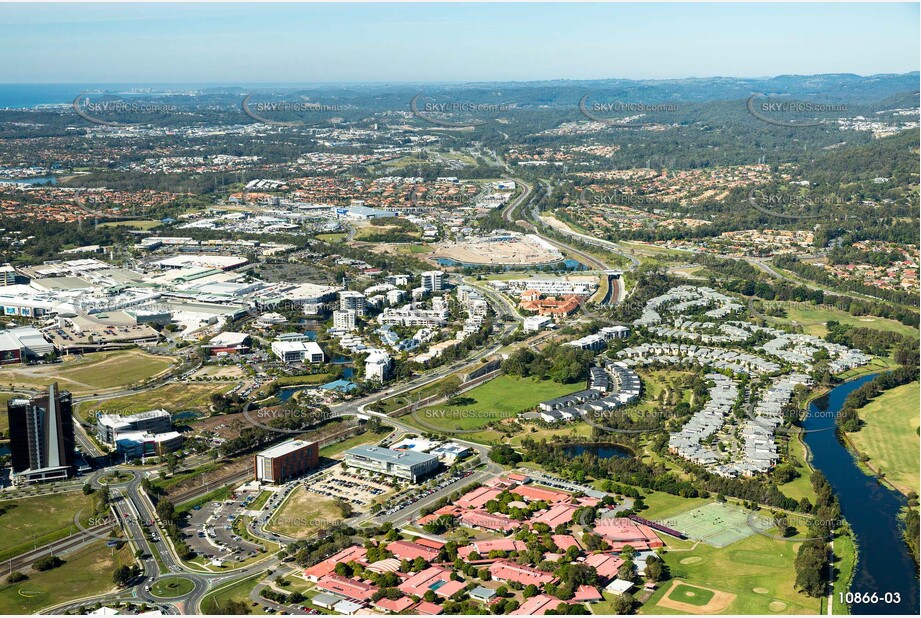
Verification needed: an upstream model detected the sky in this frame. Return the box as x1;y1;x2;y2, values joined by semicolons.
1;2;918;84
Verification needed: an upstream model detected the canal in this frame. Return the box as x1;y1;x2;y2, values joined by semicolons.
803;374;919;614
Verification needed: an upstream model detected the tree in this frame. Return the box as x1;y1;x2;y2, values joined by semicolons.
113;565;134;588
610;593;635;615
32;555;64;571
7;572;27;583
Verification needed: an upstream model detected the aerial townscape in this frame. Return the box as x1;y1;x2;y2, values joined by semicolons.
0;2;918;617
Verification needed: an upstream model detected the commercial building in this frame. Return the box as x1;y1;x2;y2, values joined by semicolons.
6;383;76;485
271;340;325;364
115;431;183;458
0;327;55;364
254;439;320;483
96;409;172;444
344;446;440;483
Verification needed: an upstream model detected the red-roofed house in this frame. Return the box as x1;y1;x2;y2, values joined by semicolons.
315;575;378;601
551;534;582;551
373;596;417;614
415;537;446;550
458;539;527;559
415;601;444;615
387;540;439;562
532;503;579;528
304;546;368;582
584;552;625;583
397;566;452;597
592;518;663;551
512;484;570;504
489;560;557;587
511;594;561;615
434;579;467;599
456;486;502;509
459;509;522;533
573;585;603;603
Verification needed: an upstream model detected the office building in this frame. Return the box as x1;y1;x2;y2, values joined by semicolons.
96;409;172;444
6;383;75;485
344;446;440;483
271;340;325;364
254;439;320;483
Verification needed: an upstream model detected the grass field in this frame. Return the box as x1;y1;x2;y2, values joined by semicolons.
846;382;921;494
831;532;858;615
199;573;265;615
266;487;344;539
640;530;822;615
762;302;920;340
97;219;162;230
412;375;583;432
79;382;236;420
637;491;710;521
0;540;133;614
779;435;816;503
1;350;176;396
0;391;16;434
319;427;391;458
0;492;95;561
315;232;347;243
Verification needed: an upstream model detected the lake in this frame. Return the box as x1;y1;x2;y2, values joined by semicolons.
563;443;632;459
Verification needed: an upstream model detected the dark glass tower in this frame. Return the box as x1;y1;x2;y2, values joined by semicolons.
6;383;75;483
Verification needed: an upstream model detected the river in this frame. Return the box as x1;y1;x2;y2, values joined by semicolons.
803;374;919;614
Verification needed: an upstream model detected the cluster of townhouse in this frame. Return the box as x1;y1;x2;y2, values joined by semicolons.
523;361;641;424
617;343;782;375
299;473;664;615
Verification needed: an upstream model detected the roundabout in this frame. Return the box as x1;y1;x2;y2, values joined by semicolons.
149;576;197;599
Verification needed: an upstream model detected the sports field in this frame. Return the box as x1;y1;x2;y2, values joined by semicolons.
847;382;920;494
659;502;755;548
668;583;716;606
640;531;822;615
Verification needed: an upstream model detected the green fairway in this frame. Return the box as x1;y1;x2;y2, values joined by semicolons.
0;492;95;561
640;529;822;615
0;540;133;614
150;576;196;598
412;375;584;432
669;584;715;606
847;382;920;494
762;302;920;340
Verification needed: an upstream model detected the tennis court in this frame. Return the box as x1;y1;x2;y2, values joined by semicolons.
658;502;755;548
